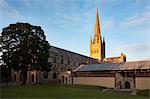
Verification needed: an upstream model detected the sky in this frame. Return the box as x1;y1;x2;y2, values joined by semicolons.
0;0;150;61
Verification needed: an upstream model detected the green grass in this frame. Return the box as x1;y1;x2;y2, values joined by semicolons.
1;84;149;99
137;89;150;97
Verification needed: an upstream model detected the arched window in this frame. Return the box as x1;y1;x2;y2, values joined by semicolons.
44;72;48;79
65;77;67;83
62;76;65;83
31;74;34;83
14;74;17;82
123;57;126;62
53;73;57;79
125;81;130;89
53;58;57;63
61;56;63;64
67;60;70;65
118;81;122;89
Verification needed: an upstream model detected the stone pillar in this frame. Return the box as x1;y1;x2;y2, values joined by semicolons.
34;71;37;83
36;71;41;84
27;71;30;84
18;71;21;83
133;72;136;90
48;71;51;83
114;71;117;90
40;71;43;84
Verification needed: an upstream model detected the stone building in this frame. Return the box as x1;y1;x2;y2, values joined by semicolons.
90;9;126;62
73;60;150;90
90;9;105;60
11;8;130;85
11;45;99;84
103;53;126;63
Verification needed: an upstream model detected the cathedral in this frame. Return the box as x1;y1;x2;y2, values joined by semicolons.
90;9;126;63
4;9;150;91
90;9;105;60
9;9;127;85
72;9;150;91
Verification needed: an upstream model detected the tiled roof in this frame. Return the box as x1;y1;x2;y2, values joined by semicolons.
74;60;150;72
50;45;98;60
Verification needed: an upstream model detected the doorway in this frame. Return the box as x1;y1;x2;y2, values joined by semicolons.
125;81;130;89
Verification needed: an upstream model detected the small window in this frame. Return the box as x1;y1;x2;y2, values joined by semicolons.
61;56;63;64
123;57;126;62
53;58;57;63
53;73;57;79
44;72;48;79
31;74;34;83
67;60;70;65
67;57;70;65
14;74;17;82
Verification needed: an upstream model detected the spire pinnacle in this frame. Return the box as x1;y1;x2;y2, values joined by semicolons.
103;36;105;42
90;35;92;43
94;8;101;37
90;35;92;40
96;8;98;16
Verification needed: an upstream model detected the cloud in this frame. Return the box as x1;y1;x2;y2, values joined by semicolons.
103;17;114;31
111;43;150;54
44;0;98;32
0;0;23;21
17;0;31;7
0;0;117;33
125;44;150;54
121;10;150;27
108;43;150;61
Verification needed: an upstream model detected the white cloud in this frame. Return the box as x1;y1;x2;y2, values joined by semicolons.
108;43;150;61
121;10;150;27
0;0;23;21
125;44;150;54
44;0;97;32
18;0;31;7
103;17;114;31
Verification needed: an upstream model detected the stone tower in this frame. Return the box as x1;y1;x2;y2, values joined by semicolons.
90;9;105;60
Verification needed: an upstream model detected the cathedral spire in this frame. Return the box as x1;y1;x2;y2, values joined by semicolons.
90;35;92;44
90;8;105;60
94;8;101;37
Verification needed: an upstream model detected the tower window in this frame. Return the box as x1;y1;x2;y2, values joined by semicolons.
61;56;63;64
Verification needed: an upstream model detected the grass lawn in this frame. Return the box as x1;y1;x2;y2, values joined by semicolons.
1;84;149;99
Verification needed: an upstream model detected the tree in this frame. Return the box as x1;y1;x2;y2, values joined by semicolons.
0;22;50;84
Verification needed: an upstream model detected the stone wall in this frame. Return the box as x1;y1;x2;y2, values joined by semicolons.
73;77;115;88
49;46;98;71
72;71;150;90
48;46;99;83
115;72;135;90
11;45;99;84
136;77;150;90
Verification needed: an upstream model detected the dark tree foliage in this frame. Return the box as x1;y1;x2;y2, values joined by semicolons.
0;22;50;84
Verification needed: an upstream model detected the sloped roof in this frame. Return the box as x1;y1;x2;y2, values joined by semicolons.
50;45;98;60
74;60;150;72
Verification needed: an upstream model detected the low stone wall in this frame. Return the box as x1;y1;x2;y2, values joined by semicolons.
73;77;115;88
136;77;150;90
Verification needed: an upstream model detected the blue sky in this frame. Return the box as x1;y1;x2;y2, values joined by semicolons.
0;0;150;61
